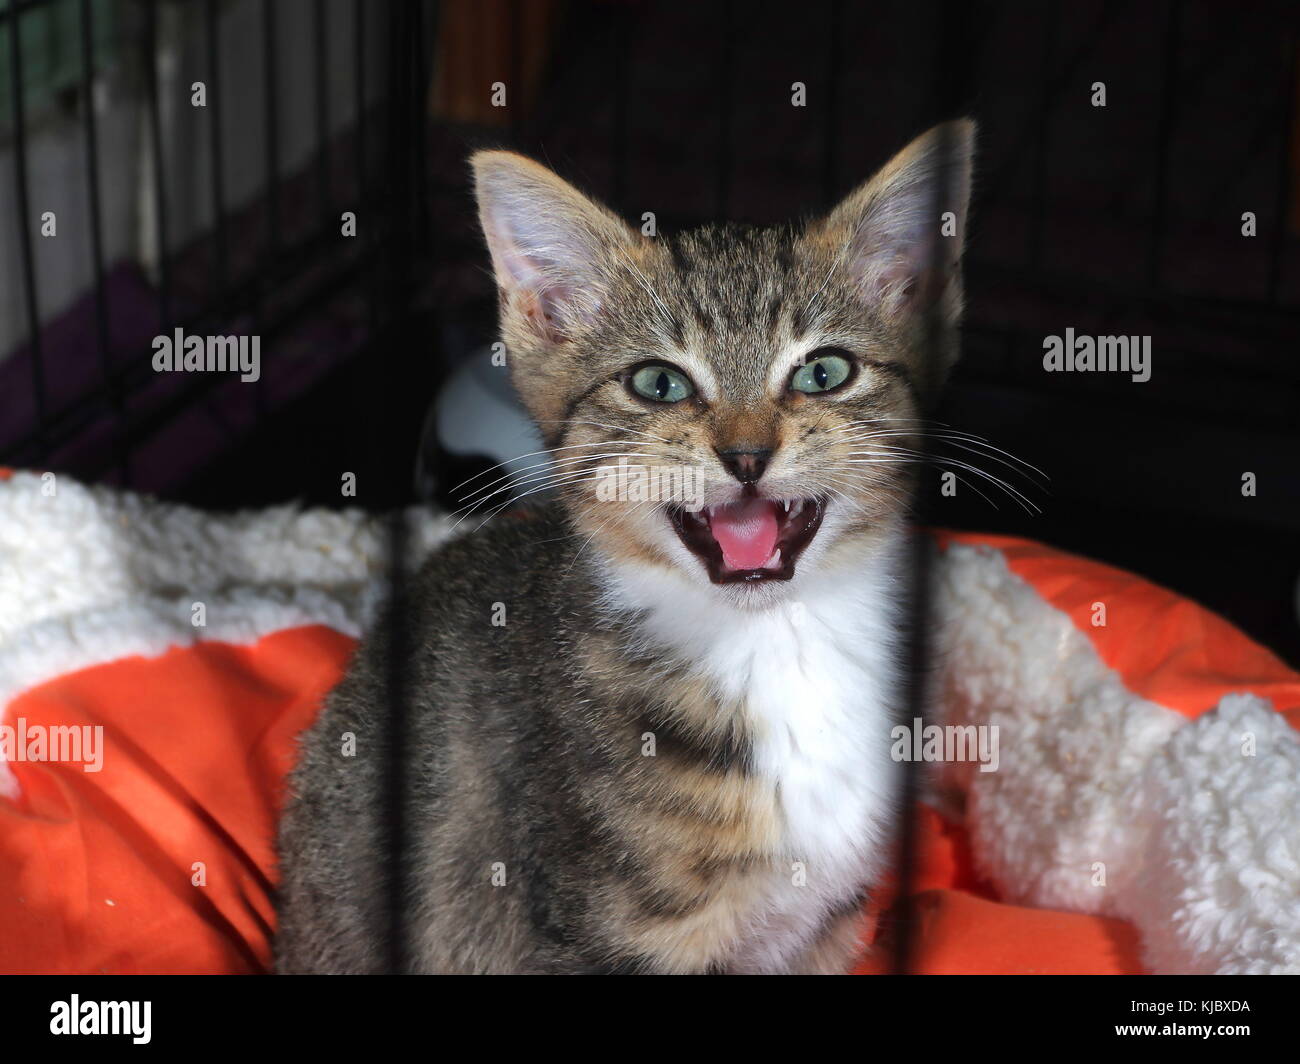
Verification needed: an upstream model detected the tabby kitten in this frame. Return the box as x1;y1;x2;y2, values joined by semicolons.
275;121;974;974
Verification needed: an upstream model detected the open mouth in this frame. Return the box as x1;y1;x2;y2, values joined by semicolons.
669;494;826;584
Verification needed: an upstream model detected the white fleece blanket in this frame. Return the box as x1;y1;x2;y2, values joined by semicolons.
1;470;1297;974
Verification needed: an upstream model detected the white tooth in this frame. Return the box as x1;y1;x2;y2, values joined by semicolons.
763;547;782;569
782;500;791;513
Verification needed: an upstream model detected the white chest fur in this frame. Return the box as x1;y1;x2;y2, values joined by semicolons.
601;530;905;970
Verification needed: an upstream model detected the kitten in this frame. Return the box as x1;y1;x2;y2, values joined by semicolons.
275;121;974;974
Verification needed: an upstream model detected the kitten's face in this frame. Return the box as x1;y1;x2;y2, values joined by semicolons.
474;122;973;606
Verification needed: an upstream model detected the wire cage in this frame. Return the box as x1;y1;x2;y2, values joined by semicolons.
0;0;433;494
2;2;1297;628
2;0;1299;972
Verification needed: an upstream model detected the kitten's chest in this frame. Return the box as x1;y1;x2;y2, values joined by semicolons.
604;551;903;970
693;595;900;970
743;642;894;868
622;565;901;868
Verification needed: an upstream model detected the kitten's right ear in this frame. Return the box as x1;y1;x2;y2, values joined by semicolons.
815;119;975;327
472;151;635;343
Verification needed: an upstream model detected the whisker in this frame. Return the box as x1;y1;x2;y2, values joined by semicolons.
465;469;624;534
447;436;658;496
825;419;1049;483
449;456;660;526
564;497;660;576
841;451;1039;513
537;419;675;445
833;431;1049;486
457;450;661;505
828;465;999;512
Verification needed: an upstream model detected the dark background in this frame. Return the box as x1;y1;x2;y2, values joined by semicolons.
1;0;1298;664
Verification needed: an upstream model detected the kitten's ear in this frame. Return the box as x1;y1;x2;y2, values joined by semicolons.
472;151;636;343
816;120;974;327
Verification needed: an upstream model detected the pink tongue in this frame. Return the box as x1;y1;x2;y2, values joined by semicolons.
708;498;780;570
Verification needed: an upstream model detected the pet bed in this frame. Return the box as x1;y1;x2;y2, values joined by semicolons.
1;470;1298;974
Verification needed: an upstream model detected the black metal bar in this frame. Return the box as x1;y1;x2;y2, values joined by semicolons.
263;0;281;254
508;0;521;144
610;0;629;211
715;0;733;219
985;0;1120;210
5;0;47;460
354;0;366;199
355;0;378;334
383;516;411;974
73;230;382;478
890;7;974;976
74;238;387;483
412;0;431;253
1100;8;1251;236
313;0;331;217
821;0;842;209
382;0;417;975
144;0;171;332
1029;3;1059;267
251;0;280;426
0;0;51;25
1269;30;1297;303
78;0;127;481
1195;85;1296;230
1;212;375;467
205;0;228;297
1148;0;1183;290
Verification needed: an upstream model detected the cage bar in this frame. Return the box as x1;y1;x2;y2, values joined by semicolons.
821;0;842;209
263;0;281;255
204;0;228;300
77;0;127;480
5;0;47;460
715;0;733;220
143;0;171;333
1148;0;1184;290
313;0;330;218
1268;30;1296;303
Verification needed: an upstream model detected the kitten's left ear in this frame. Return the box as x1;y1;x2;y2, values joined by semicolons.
815;119;975;330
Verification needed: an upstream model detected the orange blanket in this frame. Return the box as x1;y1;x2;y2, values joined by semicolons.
1;528;1297;974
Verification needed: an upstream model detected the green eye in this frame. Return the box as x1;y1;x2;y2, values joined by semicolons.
790;351;853;394
630;364;694;403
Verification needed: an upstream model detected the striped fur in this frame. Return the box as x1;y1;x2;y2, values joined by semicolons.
275;122;974;973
